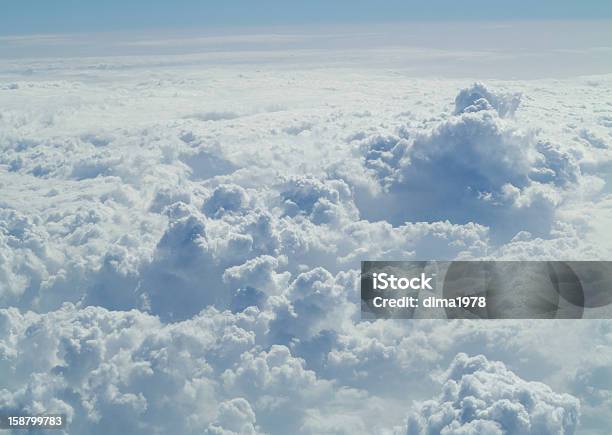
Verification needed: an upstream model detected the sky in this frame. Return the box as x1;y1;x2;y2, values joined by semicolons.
2;0;612;35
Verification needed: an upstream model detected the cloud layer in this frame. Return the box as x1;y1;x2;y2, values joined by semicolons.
1;53;611;434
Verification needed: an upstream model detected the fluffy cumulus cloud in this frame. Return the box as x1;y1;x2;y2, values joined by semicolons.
0;305;248;434
355;83;594;242
405;353;580;435
1;47;611;434
0;304;391;435
454;82;521;117
206;398;261;435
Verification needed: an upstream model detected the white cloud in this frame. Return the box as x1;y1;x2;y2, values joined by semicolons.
454;83;521;117
223;254;291;297
354;83;593;243
206;398;262;435
405;353;580;435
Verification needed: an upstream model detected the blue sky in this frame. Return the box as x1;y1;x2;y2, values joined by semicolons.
2;0;612;35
